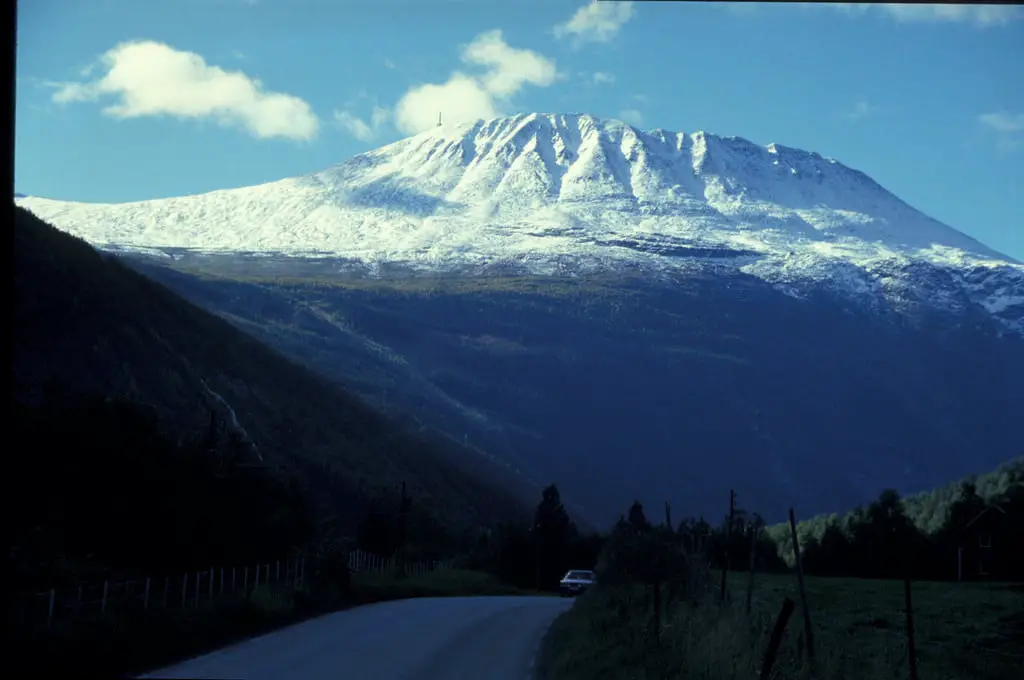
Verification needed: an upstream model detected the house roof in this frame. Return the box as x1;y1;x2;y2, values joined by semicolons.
962;504;1008;533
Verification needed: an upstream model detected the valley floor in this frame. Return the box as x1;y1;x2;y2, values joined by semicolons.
540;572;1024;680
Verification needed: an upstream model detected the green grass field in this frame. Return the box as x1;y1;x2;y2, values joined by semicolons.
541;572;1024;680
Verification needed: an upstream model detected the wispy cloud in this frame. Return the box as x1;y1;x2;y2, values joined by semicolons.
554;1;635;46
979;112;1024;134
832;3;1024;27
49;40;319;141
708;2;762;16
392;29;558;135
978;111;1024;152
591;71;615;85
844;98;881;122
720;3;1023;27
334;106;391;143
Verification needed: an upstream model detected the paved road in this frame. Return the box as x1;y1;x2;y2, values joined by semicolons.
141;595;573;680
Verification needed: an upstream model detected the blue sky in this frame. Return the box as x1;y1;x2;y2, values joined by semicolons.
15;0;1024;259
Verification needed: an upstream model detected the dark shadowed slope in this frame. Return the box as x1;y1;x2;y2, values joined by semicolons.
12;206;537;538
127;255;1024;528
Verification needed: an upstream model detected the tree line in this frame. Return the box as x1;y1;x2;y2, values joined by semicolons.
473;462;1023;599
11;382;1020;598
776;479;1024;581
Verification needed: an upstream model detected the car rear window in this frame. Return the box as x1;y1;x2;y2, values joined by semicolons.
567;570;595;579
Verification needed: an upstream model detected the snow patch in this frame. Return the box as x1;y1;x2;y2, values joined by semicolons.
15;112;1023;335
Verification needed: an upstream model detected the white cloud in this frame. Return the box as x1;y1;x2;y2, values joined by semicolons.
383;59;397;70
393;29;557;136
979;111;1024;152
50;40;319;141
462;29;559;97
334;106;391;143
395;75;500;135
554;1;635;46
619;108;643;126
832;3;1023;27
591;71;615;85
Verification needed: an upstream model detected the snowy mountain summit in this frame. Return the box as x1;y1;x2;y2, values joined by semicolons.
16;112;1024;333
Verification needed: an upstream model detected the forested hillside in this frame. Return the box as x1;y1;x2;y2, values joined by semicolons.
11;206;536;589
766;457;1024;578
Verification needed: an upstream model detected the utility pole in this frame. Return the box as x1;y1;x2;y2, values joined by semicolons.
437;111;442;127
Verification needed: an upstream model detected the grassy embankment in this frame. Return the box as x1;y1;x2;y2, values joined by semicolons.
541;571;1024;680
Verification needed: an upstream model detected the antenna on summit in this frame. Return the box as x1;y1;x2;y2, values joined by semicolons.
437;111;442;127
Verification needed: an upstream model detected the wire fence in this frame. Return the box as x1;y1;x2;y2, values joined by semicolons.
346;548;455;577
11;548;455;632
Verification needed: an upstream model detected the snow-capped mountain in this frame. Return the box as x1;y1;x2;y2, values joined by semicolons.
16;113;1024;334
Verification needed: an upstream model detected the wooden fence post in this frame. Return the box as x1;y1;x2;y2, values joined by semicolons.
194;572;201;609
209;568;214;600
232;567;237;593
181;574;188;609
721;489;735;604
299;558;305;588
788;508;815;668
255;564;261;588
904;578;919;680
276;561;281;583
244;566;249;592
746;521;758;617
101;580;109;615
47;588;56;629
220;567;225;595
144;577;151;612
760;597;795;680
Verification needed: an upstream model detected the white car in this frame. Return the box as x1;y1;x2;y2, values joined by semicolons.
559;569;596;596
